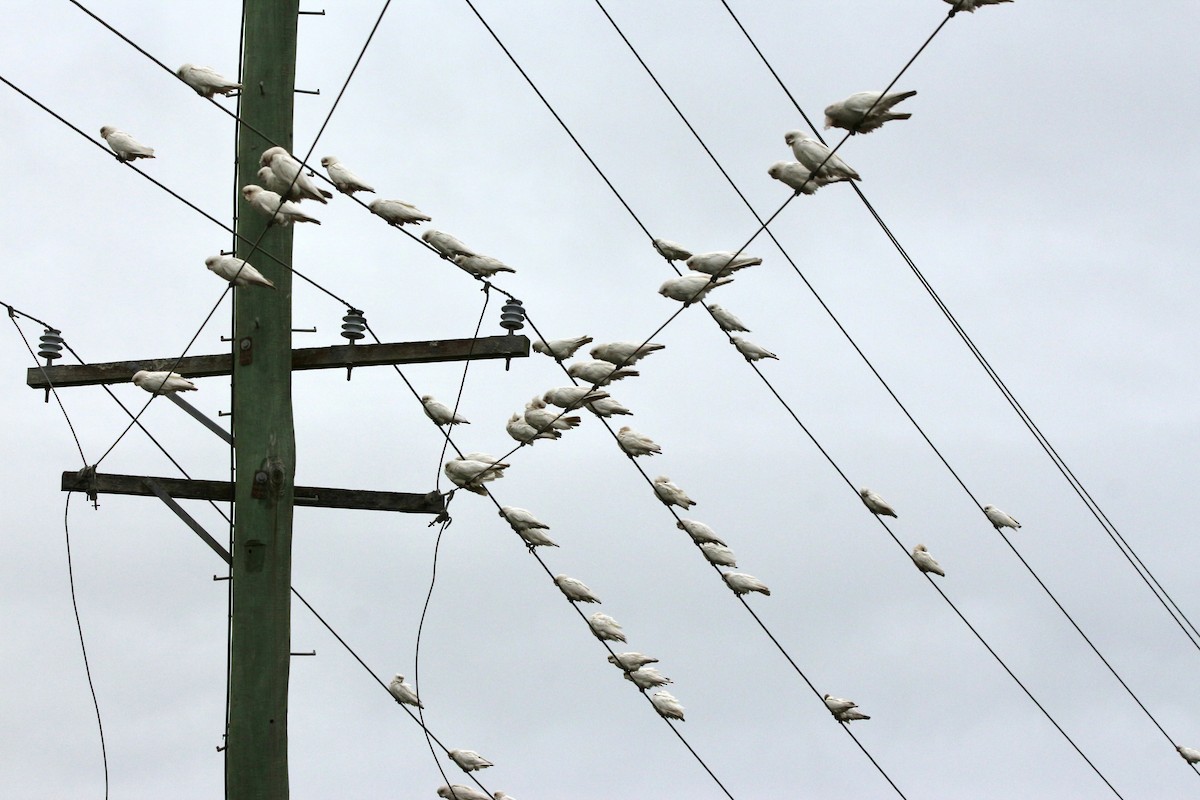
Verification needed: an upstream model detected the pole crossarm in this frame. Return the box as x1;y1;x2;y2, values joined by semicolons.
26;334;530;389
60;471;446;514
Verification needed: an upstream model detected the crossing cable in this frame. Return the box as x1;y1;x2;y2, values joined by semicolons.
718;0;1200;652
433;288;493;490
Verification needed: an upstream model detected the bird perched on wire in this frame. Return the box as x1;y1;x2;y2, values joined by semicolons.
824;90;917;135
554;575;601;603
1177;745;1200;764
653;476;695;509
608;652;658;671
768;161;845;195
700;543;737;567
437;785;489;800
589;341;665;366
625;667;673;689
320;155;374;194
824;693;870;722
532;336;593;360
500;506;559;548
567;359;639;386
543;386;609;410
650;691;685;721
453;254;515;278
421;395;469;426
447;749;493;772
659;272;733;305
99;126;154;162
524;396;581;433
707;304;749;333
723;572;770;596
422;229;477;258
443;455;508;495
653;238;693;262
242;185;321;226
260;147;331;203
784;130;861;182
911;544;945;577
984;504;1020;530
686;251;763;277
506;412;560;443
369;198;431;227
944;0;1012;14
387;674;422;708
132;370;196;394
731;337;778;362
859;488;897;518
205;255;275;289
677;519;725;546
587;396;633;418
176;64;241;97
588;613;626;642
617;427;662;457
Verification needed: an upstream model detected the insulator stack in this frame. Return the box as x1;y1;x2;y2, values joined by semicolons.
341;309;366;380
38;328;64;403
500;299;525;333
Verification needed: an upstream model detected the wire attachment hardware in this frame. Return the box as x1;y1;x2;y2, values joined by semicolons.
499;299;525;371
38;328;64;403
340;308;366;380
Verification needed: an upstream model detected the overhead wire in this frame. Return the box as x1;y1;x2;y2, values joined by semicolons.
6;306;88;467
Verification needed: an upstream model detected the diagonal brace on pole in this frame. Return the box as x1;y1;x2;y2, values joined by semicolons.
143;478;232;564
167;393;235;445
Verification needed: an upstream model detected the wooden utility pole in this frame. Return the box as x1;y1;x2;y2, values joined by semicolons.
228;1;300;797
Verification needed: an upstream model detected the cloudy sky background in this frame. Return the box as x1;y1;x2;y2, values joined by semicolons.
3;1;1199;797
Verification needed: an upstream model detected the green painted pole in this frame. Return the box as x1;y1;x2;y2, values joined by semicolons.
228;1;300;798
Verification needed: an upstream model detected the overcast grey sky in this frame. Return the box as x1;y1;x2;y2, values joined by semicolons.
3;1;1200;798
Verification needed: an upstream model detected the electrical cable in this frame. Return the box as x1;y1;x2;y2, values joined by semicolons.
413;514;458;795
434;288;492;490
7;306;88;467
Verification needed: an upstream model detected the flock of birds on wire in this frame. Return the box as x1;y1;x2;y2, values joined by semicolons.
97;1;1200;795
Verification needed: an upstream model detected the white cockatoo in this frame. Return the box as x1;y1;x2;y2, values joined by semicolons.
567;359;639;385
676;519;725;546
984;504;1020;530
493;794;516;800
731;337;778;361
653;239;692;261
506;412;560;443
650;691;685;721
320;155;374;194
132;370;196;394
369;198;431;226
1177;745;1200;764
447;749;493;772
659;272;733;304
859;488;897;518
617;427;662;457
554;575;600;603
587;396;633;417
707;304;749;333
543;386;608;409
524;396;581;432
654;476;695;509
825;694;871;721
589;341;665;366
100;126;154;162
444;456;507;495
723;572;770;596
387;674;422;708
176;64;241;97
700;542;737;567
436;785;489;800
514;527;558;549
260;147;331;202
687;251;762;276
453;254;515;278
500;506;548;531
588;613;626;642
242;185;321;226
835;707;871;723
784;130;861;181
421;395;469;426
945;0;1013;14
824;90;917;134
205;255;275;289
422;229;477;258
532;336;593;360
624;667;673;689
768;161;843;195
608;652;658;671
912;544;945;577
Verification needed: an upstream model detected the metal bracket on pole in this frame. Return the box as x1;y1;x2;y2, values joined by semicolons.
167;394;235;446
143;478;232;565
